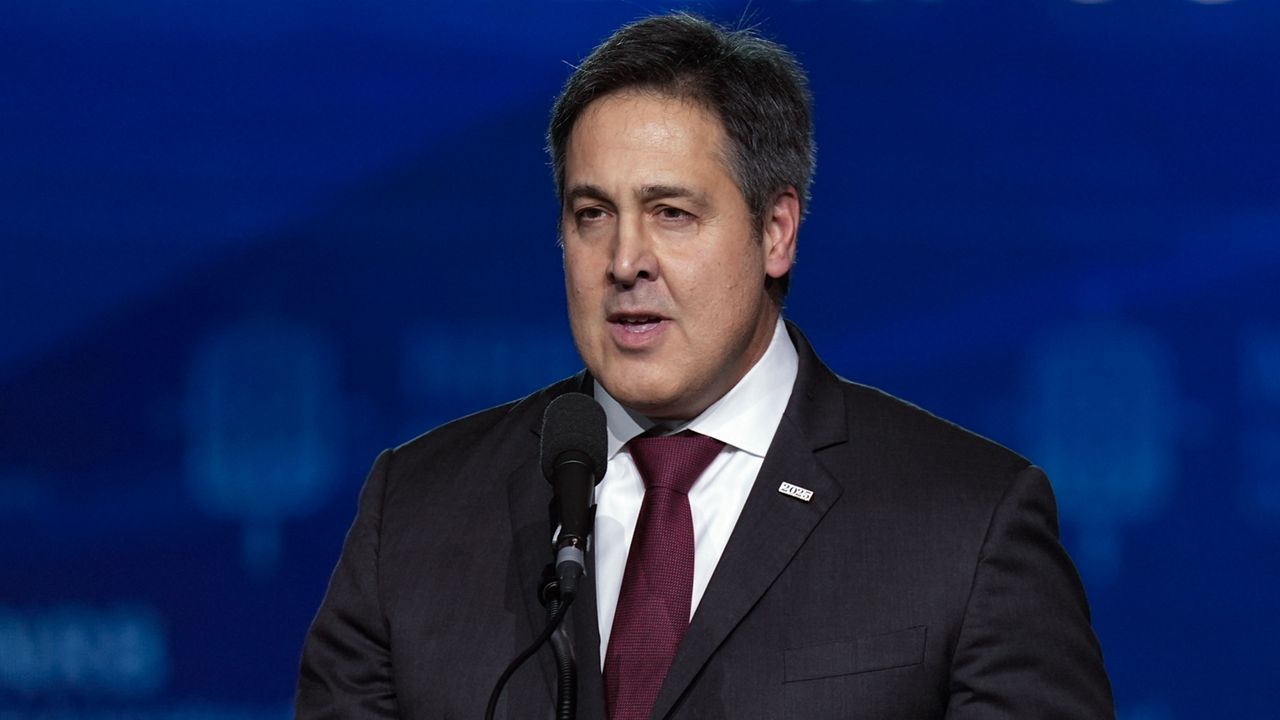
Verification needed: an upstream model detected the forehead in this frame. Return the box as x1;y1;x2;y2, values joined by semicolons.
564;91;732;186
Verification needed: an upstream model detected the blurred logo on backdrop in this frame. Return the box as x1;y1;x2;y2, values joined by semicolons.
0;605;285;716
184;316;343;575
1025;321;1178;581
0;605;167;698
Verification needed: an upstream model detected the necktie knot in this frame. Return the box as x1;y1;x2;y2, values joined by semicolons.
627;430;725;494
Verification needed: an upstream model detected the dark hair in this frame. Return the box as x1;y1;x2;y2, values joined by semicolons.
547;13;815;301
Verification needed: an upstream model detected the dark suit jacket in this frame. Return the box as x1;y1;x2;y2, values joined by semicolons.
296;325;1113;719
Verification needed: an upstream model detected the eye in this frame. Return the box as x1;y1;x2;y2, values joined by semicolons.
656;205;694;222
575;206;609;224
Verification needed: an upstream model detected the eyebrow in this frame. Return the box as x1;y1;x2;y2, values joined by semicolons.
565;183;610;206
564;183;705;206
638;184;700;204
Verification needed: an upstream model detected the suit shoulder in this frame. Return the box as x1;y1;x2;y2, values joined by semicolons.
392;400;520;459
835;377;1031;478
815;377;1048;548
382;374;584;482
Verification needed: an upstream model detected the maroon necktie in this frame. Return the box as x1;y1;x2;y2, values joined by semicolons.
604;430;725;720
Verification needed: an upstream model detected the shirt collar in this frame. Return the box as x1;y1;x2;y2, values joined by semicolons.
595;317;799;458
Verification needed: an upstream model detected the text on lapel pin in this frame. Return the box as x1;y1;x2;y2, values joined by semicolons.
777;482;814;502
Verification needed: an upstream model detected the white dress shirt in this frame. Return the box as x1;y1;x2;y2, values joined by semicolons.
591;317;798;665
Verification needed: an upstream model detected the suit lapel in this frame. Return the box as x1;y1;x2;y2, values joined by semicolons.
507;436;560;702
650;324;849;720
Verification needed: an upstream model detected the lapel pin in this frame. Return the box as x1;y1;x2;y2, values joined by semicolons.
777;482;814;503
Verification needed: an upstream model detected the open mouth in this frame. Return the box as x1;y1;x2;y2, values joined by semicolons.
609;313;667;335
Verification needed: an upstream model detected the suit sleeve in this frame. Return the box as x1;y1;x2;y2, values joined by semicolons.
946;465;1115;719
296;449;400;719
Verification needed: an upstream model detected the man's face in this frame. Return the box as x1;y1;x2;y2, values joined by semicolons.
561;91;797;420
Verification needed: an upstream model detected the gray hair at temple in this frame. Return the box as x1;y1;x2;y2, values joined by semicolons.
547;13;816;302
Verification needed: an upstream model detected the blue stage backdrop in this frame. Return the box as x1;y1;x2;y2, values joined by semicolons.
2;1;1277;717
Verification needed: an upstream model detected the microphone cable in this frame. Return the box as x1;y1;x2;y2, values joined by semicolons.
484;593;573;720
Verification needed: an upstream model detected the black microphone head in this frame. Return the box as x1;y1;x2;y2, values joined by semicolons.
539;392;607;483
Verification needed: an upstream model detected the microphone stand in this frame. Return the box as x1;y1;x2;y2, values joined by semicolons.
483;571;575;720
484;552;582;720
541;565;578;720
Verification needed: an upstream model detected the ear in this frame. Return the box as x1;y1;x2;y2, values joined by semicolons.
761;186;800;280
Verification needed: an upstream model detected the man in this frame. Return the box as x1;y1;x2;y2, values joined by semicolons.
297;13;1113;719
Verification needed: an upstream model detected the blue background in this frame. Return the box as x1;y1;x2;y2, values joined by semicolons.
2;1;1277;717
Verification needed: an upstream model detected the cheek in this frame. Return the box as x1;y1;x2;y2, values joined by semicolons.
563;253;590;295
564;240;605;281
564;258;600;330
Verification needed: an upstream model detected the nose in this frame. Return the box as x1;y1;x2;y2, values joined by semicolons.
607;214;658;287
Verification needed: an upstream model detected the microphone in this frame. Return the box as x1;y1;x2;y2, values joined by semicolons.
539;392;607;600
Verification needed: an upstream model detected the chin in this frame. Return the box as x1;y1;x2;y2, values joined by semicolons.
598;373;686;418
